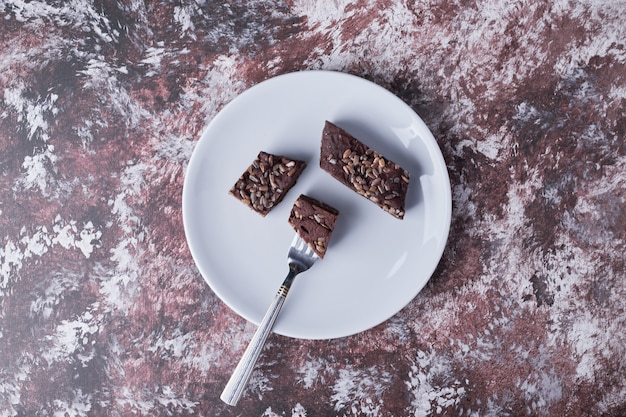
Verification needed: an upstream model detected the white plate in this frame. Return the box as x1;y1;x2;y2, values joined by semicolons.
183;71;451;340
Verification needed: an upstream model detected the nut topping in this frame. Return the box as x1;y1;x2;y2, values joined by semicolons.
320;121;410;219
288;194;339;259
230;151;306;216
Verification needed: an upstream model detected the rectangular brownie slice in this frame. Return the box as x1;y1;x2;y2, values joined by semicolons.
230;151;306;216
288;194;339;259
320;121;410;219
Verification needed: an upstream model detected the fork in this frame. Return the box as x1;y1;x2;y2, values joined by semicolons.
220;233;320;406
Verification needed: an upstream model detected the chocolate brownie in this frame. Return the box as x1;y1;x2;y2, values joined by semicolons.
230;151;306;216
288;194;339;259
320;121;410;219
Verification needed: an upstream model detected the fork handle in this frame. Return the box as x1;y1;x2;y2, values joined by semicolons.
220;271;296;406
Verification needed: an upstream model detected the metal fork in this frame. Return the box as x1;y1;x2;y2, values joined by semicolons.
220;233;320;406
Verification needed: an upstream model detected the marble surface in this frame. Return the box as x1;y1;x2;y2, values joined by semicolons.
1;1;625;416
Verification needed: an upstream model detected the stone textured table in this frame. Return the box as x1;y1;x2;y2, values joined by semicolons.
1;1;625;416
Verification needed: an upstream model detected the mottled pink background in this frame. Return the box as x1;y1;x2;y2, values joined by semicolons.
1;1;625;416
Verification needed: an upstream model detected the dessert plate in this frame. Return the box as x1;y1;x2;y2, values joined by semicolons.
183;71;451;340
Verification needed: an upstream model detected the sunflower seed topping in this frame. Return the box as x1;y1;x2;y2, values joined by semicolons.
230;151;306;216
320;121;410;219
288;194;339;259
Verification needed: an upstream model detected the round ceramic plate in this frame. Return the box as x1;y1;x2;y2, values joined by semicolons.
183;71;451;340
